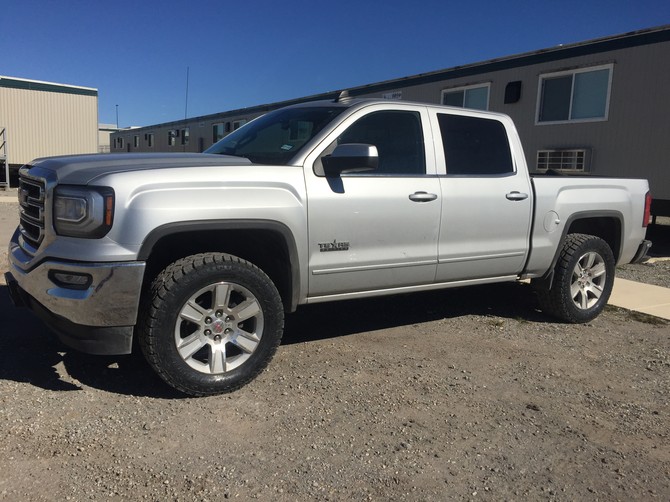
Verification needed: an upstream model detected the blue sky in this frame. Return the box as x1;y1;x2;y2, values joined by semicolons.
2;0;669;127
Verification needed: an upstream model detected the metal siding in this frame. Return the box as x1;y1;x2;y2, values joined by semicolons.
356;41;670;201
0;87;98;165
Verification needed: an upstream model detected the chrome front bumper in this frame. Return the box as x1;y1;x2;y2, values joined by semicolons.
7;234;145;354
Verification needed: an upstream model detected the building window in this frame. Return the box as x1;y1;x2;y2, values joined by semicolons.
168;130;177;146
213;123;224;143
117;137;124;149
441;84;490;111
133;135;139;148
537;65;613;123
147;133;154;148
181;128;190;145
232;119;247;131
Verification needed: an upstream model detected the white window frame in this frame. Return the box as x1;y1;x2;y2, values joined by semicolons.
441;83;491;111
535;64;614;125
147;133;154;148
536;149;591;173
212;123;224;143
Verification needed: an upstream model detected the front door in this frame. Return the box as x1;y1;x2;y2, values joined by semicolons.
304;105;442;298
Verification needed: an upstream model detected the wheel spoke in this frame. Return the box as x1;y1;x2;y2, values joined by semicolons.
213;283;232;310
180;300;208;324
209;346;226;374
590;261;607;279
587;282;603;298
231;298;261;322
571;281;581;301
231;332;259;354
583;252;597;270
579;290;589;309
177;333;206;360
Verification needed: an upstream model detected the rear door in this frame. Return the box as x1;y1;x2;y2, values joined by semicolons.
303;104;442;298
431;110;533;282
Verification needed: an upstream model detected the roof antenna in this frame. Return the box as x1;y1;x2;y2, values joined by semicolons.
334;90;351;103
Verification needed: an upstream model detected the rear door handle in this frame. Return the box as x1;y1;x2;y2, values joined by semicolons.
409;191;438;202
506;191;529;201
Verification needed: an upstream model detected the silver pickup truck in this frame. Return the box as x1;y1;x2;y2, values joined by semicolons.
6;98;652;396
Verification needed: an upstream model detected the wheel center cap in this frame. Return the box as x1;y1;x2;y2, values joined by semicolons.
212;320;225;334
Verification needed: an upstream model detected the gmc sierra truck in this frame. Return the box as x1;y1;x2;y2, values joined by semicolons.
6;97;652;396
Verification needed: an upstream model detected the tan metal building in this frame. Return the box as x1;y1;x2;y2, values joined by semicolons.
0;76;99;176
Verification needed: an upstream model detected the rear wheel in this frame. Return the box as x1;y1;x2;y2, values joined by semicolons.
139;253;284;396
536;234;615;323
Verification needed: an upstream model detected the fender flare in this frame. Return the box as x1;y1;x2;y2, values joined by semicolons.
537;210;623;288
137;219;302;311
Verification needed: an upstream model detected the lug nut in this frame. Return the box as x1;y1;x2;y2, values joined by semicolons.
204;329;212;336
205;317;212;324
216;310;223;318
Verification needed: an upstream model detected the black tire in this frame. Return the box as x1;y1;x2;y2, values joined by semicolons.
536;234;615;323
138;253;284;396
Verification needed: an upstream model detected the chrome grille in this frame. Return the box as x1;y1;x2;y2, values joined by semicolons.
18;171;46;250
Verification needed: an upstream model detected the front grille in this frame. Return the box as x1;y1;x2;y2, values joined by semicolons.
18;171;46;250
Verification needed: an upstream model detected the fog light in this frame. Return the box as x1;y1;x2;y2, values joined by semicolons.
49;270;92;290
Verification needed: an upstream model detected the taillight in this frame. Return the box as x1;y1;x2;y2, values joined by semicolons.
643;191;652;228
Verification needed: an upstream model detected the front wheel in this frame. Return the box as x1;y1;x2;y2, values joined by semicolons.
536;234;615;323
138;253;284;396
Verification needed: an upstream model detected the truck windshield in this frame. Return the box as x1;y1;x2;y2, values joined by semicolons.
205;106;346;165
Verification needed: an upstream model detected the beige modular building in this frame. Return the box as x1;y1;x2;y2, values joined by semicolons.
0;76;99;184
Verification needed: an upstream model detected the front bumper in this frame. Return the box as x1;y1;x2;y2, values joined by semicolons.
7;237;145;355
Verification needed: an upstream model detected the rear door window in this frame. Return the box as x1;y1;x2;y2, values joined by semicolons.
437;113;513;176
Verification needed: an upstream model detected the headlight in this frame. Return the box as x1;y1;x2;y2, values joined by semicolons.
53;186;115;238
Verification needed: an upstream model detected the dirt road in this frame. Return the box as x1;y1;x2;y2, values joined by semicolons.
1;200;669;500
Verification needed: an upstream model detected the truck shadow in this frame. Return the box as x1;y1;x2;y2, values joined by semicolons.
284;282;547;344
0;282;546;397
0;286;180;398
2;221;666;398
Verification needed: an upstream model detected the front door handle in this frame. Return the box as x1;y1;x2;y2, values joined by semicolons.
506;191;529;201
409;191;438;202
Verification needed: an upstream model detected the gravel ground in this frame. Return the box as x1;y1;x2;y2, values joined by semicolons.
1;199;669;500
618;260;670;289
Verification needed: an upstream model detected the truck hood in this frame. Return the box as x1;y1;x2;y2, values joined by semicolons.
30;153;252;185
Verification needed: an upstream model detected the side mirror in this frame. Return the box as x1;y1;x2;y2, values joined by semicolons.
322;144;379;176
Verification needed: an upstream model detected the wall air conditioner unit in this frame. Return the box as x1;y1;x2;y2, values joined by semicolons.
537;149;591;173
